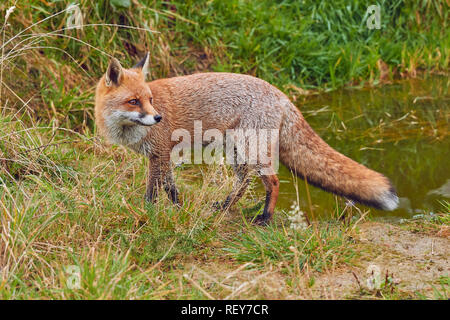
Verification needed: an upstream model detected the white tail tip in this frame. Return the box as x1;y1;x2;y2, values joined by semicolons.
379;191;399;211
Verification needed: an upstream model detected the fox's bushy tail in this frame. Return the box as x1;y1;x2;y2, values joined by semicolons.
279;107;398;211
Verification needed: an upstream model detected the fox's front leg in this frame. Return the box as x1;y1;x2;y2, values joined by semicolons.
145;156;172;203
163;169;181;206
144;159;162;203
144;157;180;206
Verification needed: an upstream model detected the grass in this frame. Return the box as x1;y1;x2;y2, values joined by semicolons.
0;0;448;299
0;120;359;298
400;200;450;236
224;220;356;273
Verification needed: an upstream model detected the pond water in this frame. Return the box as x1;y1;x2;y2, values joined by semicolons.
261;76;449;220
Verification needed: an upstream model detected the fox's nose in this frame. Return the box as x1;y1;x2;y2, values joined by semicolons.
154;115;162;122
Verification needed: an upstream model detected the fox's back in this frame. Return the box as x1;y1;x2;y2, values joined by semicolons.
148;72;291;133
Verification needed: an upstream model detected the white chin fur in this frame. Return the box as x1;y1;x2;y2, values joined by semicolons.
104;110;152;146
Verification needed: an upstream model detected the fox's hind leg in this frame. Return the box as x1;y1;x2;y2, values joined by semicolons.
214;163;250;211
254;166;279;226
222;163;251;210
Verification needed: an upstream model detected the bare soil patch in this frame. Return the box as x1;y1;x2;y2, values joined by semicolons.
312;222;449;299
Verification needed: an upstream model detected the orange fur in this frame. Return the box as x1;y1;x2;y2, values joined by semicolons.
95;55;399;224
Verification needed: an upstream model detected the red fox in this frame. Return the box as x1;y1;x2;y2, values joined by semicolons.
95;53;399;225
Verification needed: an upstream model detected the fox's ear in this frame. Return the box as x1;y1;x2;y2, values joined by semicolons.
105;57;123;87
133;52;150;80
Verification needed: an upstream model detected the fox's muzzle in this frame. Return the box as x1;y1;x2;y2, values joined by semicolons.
133;114;162;126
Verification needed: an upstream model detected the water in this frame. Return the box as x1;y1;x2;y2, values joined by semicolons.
262;76;449;220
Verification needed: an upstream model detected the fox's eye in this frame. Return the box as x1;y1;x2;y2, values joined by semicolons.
149;97;153;104
128;99;139;105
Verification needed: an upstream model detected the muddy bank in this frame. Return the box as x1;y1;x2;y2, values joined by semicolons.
312;222;449;299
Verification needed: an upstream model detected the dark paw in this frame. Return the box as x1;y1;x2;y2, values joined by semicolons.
252;214;271;226
212;200;233;211
144;196;156;204
212;201;221;210
212;201;225;210
144;190;158;204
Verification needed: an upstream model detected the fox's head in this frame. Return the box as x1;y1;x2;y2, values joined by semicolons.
95;53;161;146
